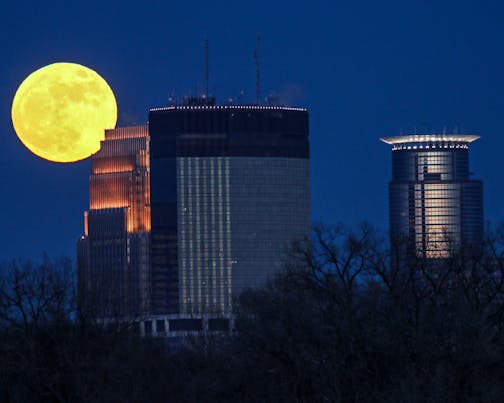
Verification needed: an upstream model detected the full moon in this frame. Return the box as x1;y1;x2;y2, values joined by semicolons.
11;62;117;163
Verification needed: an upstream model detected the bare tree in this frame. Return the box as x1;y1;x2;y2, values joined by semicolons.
0;255;75;330
1;225;503;402
230;224;504;402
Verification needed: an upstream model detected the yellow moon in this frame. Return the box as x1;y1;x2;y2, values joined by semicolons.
11;62;117;163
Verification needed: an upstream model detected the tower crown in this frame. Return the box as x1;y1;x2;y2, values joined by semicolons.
380;134;480;150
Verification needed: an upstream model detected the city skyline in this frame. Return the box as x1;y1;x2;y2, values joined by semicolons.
2;1;504;261
1;2;504;399
79;97;311;317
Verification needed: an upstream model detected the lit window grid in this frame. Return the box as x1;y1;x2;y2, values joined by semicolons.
178;156;232;314
392;150;469;182
80;126;151;317
414;182;461;254
177;156;310;313
389;167;482;258
228;158;310;295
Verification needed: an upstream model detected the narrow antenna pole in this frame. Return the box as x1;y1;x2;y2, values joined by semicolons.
254;34;261;105
204;35;209;99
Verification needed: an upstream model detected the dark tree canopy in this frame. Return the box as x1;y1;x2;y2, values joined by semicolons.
1;225;504;402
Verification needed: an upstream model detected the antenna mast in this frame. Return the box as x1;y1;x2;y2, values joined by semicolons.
254;34;261;105
204;35;209;98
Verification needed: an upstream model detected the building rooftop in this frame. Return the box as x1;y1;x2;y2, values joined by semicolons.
150;104;307;112
380;134;480;145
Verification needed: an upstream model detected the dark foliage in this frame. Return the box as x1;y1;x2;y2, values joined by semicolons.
1;225;504;402
229;224;504;402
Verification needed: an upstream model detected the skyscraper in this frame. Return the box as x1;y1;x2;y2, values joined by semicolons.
149;100;310;314
78;99;311;318
77;125;151;317
381;134;483;258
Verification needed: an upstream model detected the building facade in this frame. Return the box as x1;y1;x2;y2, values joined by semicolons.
78;102;311;317
77;125;151;318
381;134;483;258
149;102;310;315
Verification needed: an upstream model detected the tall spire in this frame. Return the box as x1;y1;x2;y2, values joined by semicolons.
204;35;209;99
254;34;261;105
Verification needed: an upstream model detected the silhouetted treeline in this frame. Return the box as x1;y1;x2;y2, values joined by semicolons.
1;225;504;402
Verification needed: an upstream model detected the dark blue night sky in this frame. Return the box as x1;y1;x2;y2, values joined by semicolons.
1;0;504;260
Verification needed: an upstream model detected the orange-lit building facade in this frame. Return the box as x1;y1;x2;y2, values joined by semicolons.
78;125;151;318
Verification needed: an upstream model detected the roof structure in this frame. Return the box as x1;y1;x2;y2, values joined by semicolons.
150;105;307;112
380;134;480;145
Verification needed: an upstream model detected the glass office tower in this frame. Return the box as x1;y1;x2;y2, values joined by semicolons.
149;101;311;315
381;134;483;258
78;125;151;318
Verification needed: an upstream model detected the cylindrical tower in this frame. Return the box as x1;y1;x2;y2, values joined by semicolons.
381;134;483;258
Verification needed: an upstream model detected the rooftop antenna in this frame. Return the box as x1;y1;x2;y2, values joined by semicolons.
254;34;261;105
204;35;209;99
